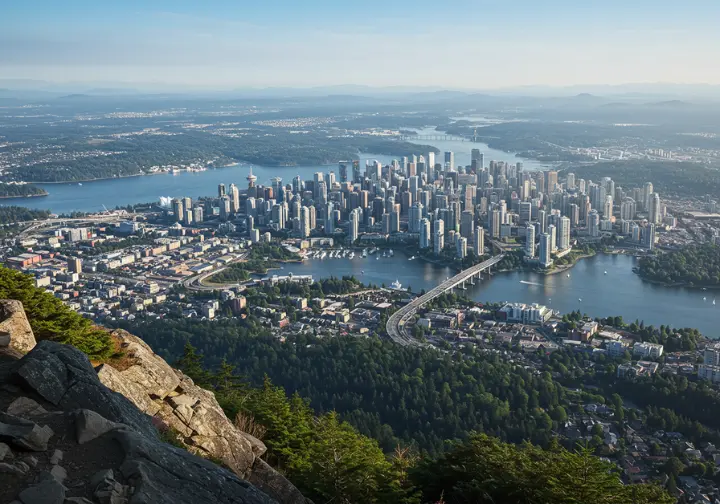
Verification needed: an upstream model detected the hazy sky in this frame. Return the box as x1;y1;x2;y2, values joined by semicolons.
2;0;719;89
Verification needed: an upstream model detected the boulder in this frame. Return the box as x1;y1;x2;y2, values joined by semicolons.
0;299;36;354
75;409;123;445
248;459;312;504
0;441;11;461
0;412;53;451
17;476;66;504
112;429;278;504
11;341;157;440
7;397;47;418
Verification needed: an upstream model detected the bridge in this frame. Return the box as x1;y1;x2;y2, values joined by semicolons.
396;134;470;142
386;254;505;346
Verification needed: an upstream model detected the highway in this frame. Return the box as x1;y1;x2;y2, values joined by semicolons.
385;254;505;346
16;213;132;238
180;252;249;291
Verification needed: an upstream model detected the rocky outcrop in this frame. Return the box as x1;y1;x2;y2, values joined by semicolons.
0;299;36;354
0;341;278;504
96;331;310;503
10;340;157;440
0;302;311;504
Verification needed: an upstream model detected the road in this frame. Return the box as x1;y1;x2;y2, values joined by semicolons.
386;254;505;346
17;213;132;238
180;252;249;291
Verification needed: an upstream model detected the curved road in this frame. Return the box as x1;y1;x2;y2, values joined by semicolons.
386;254;505;346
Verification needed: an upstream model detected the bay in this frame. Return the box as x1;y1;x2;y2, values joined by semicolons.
279;253;720;337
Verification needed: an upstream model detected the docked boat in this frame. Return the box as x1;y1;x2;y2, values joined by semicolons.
390;279;403;290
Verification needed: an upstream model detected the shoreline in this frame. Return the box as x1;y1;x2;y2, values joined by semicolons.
0;192;48;200
636;274;720;291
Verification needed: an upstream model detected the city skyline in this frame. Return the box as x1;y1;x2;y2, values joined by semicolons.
3;0;720;89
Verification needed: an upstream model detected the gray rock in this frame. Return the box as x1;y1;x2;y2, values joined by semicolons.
18;476;66;504
22;455;38;467
50;464;67;483
0;461;25;475
7;397;48;418
11;341;157;440
90;469;114;491
248;458;311;504
0;299;37;354
15;460;30;473
106;331;180;399
111;429;278;504
50;449;63;465
75;409;123;444
0;441;12;460
240;432;267;457
0;412;53;451
12;349;68;405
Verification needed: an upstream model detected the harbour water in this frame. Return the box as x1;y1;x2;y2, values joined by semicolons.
280;252;720;337
0;129;546;215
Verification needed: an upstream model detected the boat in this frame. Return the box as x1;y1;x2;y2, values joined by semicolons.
409;256;416;261
376;256;379;260
361;270;365;275
349;252;355;259
566;273;570;278
320;252;327;259
704;297;707;301
390;279;402;290
578;298;582;302
389;249;394;257
77;183;83;186
604;271;608;275
714;299;717;306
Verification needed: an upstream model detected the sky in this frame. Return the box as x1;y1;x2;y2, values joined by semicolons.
2;0;719;90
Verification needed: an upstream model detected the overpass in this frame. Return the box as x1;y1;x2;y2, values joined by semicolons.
386;254;505;346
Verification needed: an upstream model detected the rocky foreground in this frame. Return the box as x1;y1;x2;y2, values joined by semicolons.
0;300;309;504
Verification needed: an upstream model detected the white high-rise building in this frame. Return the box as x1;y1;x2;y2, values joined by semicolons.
547;224;557;253
620;198;636;221
566;172;576;190
539;233;553;267
603;195;613;219
433;230;445;255
419;218;431;249
525;224;536;258
649;193;661;225
643;182;654;211
474;226;484;256
558;216;571;250
348;208;360;243
300;206;311;238
588;210;600;237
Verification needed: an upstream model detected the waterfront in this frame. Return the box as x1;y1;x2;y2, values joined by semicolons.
280;253;720;337
0;129;546;215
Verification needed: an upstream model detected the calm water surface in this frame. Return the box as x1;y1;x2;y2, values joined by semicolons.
280;253;720;337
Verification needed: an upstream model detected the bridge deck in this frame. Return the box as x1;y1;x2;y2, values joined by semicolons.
386;254;505;346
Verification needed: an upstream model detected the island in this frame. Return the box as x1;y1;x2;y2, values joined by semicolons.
0;183;48;199
637;244;720;288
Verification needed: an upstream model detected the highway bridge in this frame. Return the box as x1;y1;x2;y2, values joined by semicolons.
386;254;505;346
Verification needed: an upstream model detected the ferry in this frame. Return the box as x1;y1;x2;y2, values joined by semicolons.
390;279;403;290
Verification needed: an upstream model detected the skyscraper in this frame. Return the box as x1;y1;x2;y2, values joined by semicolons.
444;151;454;172
643;182;654;211
300;206;311;238
539;233;553;267
348;208;360;242
603;195;613;219
546;170;558;193
460;210;474;239
620;198;636;221
456;237;467;259
649;193;661;225
547;224;557;253
525;225;536;258
229;184;240;214
474;226;484;256
588;210;600;237
419;218;431;249
558;216;571;250
171;198;184;222
644;223;656;250
217;184;226;198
